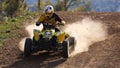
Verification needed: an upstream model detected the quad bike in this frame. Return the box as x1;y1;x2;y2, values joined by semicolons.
24;23;76;58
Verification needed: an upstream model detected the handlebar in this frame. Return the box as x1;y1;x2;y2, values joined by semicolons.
43;23;55;29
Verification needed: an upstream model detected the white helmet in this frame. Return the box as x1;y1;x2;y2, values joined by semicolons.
44;5;54;13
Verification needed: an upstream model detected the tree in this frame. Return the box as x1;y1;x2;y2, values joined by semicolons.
45;0;52;5
54;0;92;11
0;0;8;13
4;0;28;17
64;0;78;11
38;0;44;10
55;0;79;11
54;0;64;11
37;0;52;11
79;0;92;11
78;0;92;12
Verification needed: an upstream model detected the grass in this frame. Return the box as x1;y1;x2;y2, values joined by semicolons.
0;19;21;47
0;12;38;47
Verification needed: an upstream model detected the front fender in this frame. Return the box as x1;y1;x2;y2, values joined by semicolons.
33;29;41;41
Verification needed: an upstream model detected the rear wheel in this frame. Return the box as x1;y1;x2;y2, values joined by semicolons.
69;37;76;51
62;41;70;58
69;37;75;45
24;38;32;57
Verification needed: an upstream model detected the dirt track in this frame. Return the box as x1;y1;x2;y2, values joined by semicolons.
0;12;120;68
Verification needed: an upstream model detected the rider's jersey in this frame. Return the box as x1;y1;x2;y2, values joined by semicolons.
37;13;62;26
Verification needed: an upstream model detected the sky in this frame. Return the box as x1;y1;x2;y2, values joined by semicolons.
92;0;120;12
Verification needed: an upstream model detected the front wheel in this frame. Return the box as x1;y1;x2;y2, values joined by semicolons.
24;38;32;57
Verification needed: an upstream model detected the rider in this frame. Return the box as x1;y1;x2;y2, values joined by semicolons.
36;5;66;32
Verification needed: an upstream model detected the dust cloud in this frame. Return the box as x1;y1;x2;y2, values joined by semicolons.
64;18;108;56
19;37;26;52
18;24;43;52
18;18;108;56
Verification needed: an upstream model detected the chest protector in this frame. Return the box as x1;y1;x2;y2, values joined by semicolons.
38;14;57;26
45;17;56;25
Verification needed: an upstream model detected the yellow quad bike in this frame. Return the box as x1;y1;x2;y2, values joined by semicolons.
24;23;76;58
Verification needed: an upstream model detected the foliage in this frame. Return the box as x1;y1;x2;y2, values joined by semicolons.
45;0;52;6
0;0;29;17
37;0;52;11
36;0;93;12
38;0;45;10
54;0;64;11
0;19;21;47
54;0;92;11
37;0;90;11
0;11;38;47
0;0;7;13
54;0;76;11
79;0;92;11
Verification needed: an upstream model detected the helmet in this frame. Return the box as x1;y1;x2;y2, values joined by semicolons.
44;5;54;14
44;5;54;17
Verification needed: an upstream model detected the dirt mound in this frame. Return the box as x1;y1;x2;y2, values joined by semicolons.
0;12;120;68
